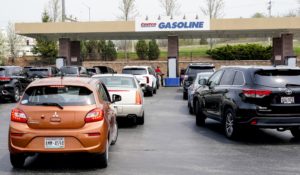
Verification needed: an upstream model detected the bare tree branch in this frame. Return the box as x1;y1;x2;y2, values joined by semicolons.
201;0;224;19
48;0;61;22
6;22;21;63
159;0;180;16
0;31;5;64
118;0;137;21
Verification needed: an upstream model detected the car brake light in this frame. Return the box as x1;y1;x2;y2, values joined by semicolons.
144;76;149;84
0;77;11;81
85;108;104;123
136;91;142;105
242;89;272;98
11;108;27;123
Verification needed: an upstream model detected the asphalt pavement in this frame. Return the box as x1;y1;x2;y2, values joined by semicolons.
0;87;300;175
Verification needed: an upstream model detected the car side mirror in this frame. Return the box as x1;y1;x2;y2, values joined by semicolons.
112;94;122;103
199;79;207;86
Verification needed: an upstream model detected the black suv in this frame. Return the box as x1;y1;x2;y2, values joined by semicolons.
60;66;89;77
183;63;215;100
27;67;60;79
0;66;31;102
93;66;116;74
193;66;300;139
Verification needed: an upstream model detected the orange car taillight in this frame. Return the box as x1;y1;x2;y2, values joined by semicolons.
242;89;272;98
11;108;27;123
85;108;104;123
136;91;142;105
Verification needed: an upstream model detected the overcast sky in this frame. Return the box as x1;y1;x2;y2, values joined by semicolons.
0;0;298;28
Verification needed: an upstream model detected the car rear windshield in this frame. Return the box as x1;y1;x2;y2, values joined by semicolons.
21;86;95;106
187;67;214;75
122;68;147;75
97;76;137;88
61;67;78;75
0;68;6;76
28;69;49;75
254;69;300;88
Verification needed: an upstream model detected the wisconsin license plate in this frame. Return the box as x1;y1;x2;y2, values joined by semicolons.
281;97;295;104
45;138;65;149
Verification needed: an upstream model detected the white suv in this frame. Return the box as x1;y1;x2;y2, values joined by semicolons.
122;66;158;96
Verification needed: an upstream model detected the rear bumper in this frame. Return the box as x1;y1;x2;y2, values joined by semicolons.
113;104;144;118
239;117;300;128
142;85;153;92
0;85;14;97
237;107;300;128
9;122;108;154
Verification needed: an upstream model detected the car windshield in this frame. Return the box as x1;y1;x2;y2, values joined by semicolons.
21;86;95;106
28;68;49;76
254;69;300;88
97;76;137;88
122;68;147;75
87;69;96;74
195;73;213;85
0;68;6;76
61;67;78;75
187;67;214;75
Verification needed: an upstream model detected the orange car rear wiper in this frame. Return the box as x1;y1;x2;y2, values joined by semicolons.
39;103;64;109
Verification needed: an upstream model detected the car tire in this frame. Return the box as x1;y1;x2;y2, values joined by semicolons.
98;140;109;168
195;100;205;126
111;122;118;145
290;128;300;139
137;112;145;125
224;108;240;139
10;153;26;168
148;90;153;97
188;102;194;115
183;92;188;100
12;87;20;102
153;88;157;94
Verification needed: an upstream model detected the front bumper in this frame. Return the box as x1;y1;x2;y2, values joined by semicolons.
113;104;144;118
9;122;108;154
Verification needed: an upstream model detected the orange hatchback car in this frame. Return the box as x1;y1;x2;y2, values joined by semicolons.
9;77;120;168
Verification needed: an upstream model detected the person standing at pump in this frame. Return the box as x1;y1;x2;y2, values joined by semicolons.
155;66;164;87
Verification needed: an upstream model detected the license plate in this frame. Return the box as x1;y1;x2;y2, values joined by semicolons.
281;97;295;104
45;138;65;149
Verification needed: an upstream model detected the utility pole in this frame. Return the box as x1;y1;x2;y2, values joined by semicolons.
267;0;272;17
62;0;66;22
82;3;91;21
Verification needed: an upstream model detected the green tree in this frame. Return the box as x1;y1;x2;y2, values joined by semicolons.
251;12;266;18
136;40;148;60
148;39;160;60
104;40;117;61
32;10;58;58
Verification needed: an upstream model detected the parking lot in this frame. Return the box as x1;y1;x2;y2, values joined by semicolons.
0;87;300;175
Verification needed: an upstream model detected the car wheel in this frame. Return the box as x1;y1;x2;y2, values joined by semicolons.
12;87;20;102
99;140;109;168
111;122;118;145
224;108;239;139
153;88;157;94
148;90;153;97
10;153;26;168
195;100;205;126
188;102;194;115
137;112;145;125
183;92;188;100
290;128;300;139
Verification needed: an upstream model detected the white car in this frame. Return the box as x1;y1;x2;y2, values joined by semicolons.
122;66;157;96
93;74;145;125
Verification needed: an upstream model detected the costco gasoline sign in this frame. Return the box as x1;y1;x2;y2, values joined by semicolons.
135;18;210;32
